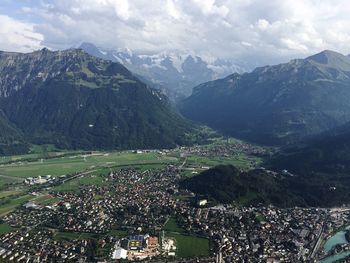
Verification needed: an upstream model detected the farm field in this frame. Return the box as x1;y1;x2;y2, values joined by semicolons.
51;173;107;192
0;193;62;216
0;223;13;236
0;195;33;216
0;190;23;199
163;217;186;233
32;194;61;205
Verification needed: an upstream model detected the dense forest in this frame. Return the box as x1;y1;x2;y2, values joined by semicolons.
268;122;350;175
181;165;350;207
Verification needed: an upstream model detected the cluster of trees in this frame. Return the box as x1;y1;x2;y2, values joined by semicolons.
181;165;350;207
346;230;350;243
268;124;350;175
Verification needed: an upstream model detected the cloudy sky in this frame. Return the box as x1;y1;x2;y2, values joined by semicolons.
1;0;350;66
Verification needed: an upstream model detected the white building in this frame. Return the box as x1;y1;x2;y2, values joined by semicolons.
112;247;127;260
198;199;208;206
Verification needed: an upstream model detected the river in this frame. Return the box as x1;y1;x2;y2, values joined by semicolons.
320;226;350;263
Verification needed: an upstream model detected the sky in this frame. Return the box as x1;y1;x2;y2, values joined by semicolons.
1;0;350;66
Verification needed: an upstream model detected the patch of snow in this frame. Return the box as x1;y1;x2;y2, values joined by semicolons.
113;54;124;64
169;54;184;73
141;63;167;70
98;49;107;56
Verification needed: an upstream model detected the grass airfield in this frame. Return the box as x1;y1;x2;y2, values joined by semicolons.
0;150;178;215
0;151;176;179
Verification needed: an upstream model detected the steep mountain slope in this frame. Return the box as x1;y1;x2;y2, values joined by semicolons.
0;110;28;155
181;50;350;145
80;42;247;101
0;48;193;151
269;122;350;175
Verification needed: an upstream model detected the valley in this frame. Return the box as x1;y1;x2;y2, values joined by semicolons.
1;47;350;262
0;140;348;262
2;1;350;262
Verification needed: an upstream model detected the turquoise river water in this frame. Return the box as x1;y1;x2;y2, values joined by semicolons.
320;226;350;263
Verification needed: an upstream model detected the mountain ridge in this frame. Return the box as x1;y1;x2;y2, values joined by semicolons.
0;48;194;153
181;49;350;145
79;42;249;101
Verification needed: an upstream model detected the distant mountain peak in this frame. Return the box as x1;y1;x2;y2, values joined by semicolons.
79;42;249;100
79;42;100;53
306;49;350;66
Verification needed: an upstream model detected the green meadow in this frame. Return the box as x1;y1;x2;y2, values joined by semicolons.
163;216;210;258
0;223;14;236
0;151;177;179
167;232;210;258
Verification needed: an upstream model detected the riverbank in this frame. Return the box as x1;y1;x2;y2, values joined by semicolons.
345;230;350;243
329;243;350;256
320;251;350;263
323;228;349;254
319;226;350;263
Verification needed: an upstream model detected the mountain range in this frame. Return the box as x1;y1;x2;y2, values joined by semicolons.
180;50;350;145
0;48;194;154
2;45;350;163
79;42;247;101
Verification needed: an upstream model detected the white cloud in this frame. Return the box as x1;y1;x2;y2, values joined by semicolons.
2;0;350;66
167;0;181;20
241;41;252;47
0;15;43;52
256;19;269;30
191;0;229;17
111;0;130;20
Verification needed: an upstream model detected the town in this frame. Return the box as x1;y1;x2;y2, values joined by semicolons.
0;145;349;263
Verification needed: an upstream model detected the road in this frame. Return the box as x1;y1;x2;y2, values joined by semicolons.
310;217;329;260
179;158;187;169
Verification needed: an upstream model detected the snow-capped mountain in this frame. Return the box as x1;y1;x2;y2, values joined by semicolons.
79;42;249;101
